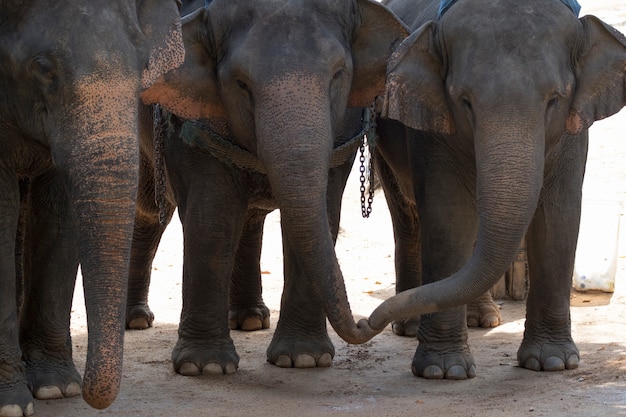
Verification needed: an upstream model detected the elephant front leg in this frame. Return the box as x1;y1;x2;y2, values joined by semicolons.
413;141;479;379
171;170;248;376
126;156;176;330
0;173;35;417
19;172;82;401
375;151;422;337
173;218;243;376
517;134;586;372
229;208;271;331
413;307;476;379
267;234;335;368
266;161;352;368
520;208;580;371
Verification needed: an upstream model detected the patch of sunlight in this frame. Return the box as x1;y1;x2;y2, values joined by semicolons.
484;318;526;336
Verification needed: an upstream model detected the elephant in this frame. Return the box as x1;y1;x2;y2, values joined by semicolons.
125;0;207;332
137;0;408;375
180;0;206;14
0;1;184;415
126;0;275;334
364;0;626;380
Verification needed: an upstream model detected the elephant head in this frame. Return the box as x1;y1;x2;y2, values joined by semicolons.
0;0;183;411
142;0;408;344
369;0;626;328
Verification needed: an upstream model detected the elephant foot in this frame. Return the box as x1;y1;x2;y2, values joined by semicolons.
172;337;239;376
466;294;502;328
229;305;270;331
0;372;34;417
24;357;82;400
126;304;155;330
411;343;476;380
391;317;420;337
0;402;34;417
517;339;579;372
267;330;335;368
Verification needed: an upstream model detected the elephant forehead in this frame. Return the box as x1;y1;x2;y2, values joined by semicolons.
210;0;357;42
441;0;580;51
438;0;581;18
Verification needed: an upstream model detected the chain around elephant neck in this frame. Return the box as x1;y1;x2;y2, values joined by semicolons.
153;104;168;226
152;104;378;222
359;102;378;218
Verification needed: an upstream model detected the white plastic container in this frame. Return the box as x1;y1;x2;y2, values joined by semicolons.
573;200;622;292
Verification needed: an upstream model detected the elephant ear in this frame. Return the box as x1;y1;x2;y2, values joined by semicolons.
381;21;455;135
141;7;228;131
137;0;186;89
567;15;626;134
348;0;409;108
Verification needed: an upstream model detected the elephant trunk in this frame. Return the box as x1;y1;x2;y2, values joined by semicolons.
52;76;140;409
255;78;377;344
369;120;545;330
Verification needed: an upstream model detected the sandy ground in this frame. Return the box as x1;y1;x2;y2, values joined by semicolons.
38;2;626;416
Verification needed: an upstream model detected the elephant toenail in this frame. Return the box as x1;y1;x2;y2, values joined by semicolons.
64;382;82;397
317;353;333;367
34;385;63;400
523;358;541;371
566;355;580;369
202;363;225;375
178;362;201;376
294;354;316;368
224;363;238;374
446;365;469;380
273;355;293;368
422;365;445;379
543;357;565;372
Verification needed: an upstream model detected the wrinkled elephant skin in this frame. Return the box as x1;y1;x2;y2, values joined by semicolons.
0;1;184;415
370;0;626;380
138;0;408;375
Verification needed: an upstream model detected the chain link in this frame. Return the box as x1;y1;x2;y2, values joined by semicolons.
153;104;168;226
359;102;377;218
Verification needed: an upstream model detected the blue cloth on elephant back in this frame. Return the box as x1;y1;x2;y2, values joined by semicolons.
437;0;581;19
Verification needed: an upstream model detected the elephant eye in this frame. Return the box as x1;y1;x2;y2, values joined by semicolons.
236;78;249;91
460;95;475;128
461;96;472;112
30;55;58;91
547;96;558;109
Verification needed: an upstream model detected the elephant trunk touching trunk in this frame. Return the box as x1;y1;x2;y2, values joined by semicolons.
52;77;140;409
369;124;545;330
255;80;378;345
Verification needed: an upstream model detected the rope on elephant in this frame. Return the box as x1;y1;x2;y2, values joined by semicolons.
153;104;169;226
172;107;376;176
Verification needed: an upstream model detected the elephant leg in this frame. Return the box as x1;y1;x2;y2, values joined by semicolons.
0;171;34;417
126;148;175;330
19;171;82;400
229;207;271;331
412;135;478;380
375;118;423;337
267;158;354;368
518;133;587;372
166;134;246;376
466;291;501;328
375;150;422;337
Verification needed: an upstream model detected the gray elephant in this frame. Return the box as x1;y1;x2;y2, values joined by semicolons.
138;0;408;375
366;0;626;379
0;1;184;415
126;0;275;333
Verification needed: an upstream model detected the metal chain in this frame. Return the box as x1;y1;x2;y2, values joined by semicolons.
359;102;378;218
153;104;168;226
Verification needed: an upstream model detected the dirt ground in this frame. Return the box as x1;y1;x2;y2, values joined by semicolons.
38;2;626;416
